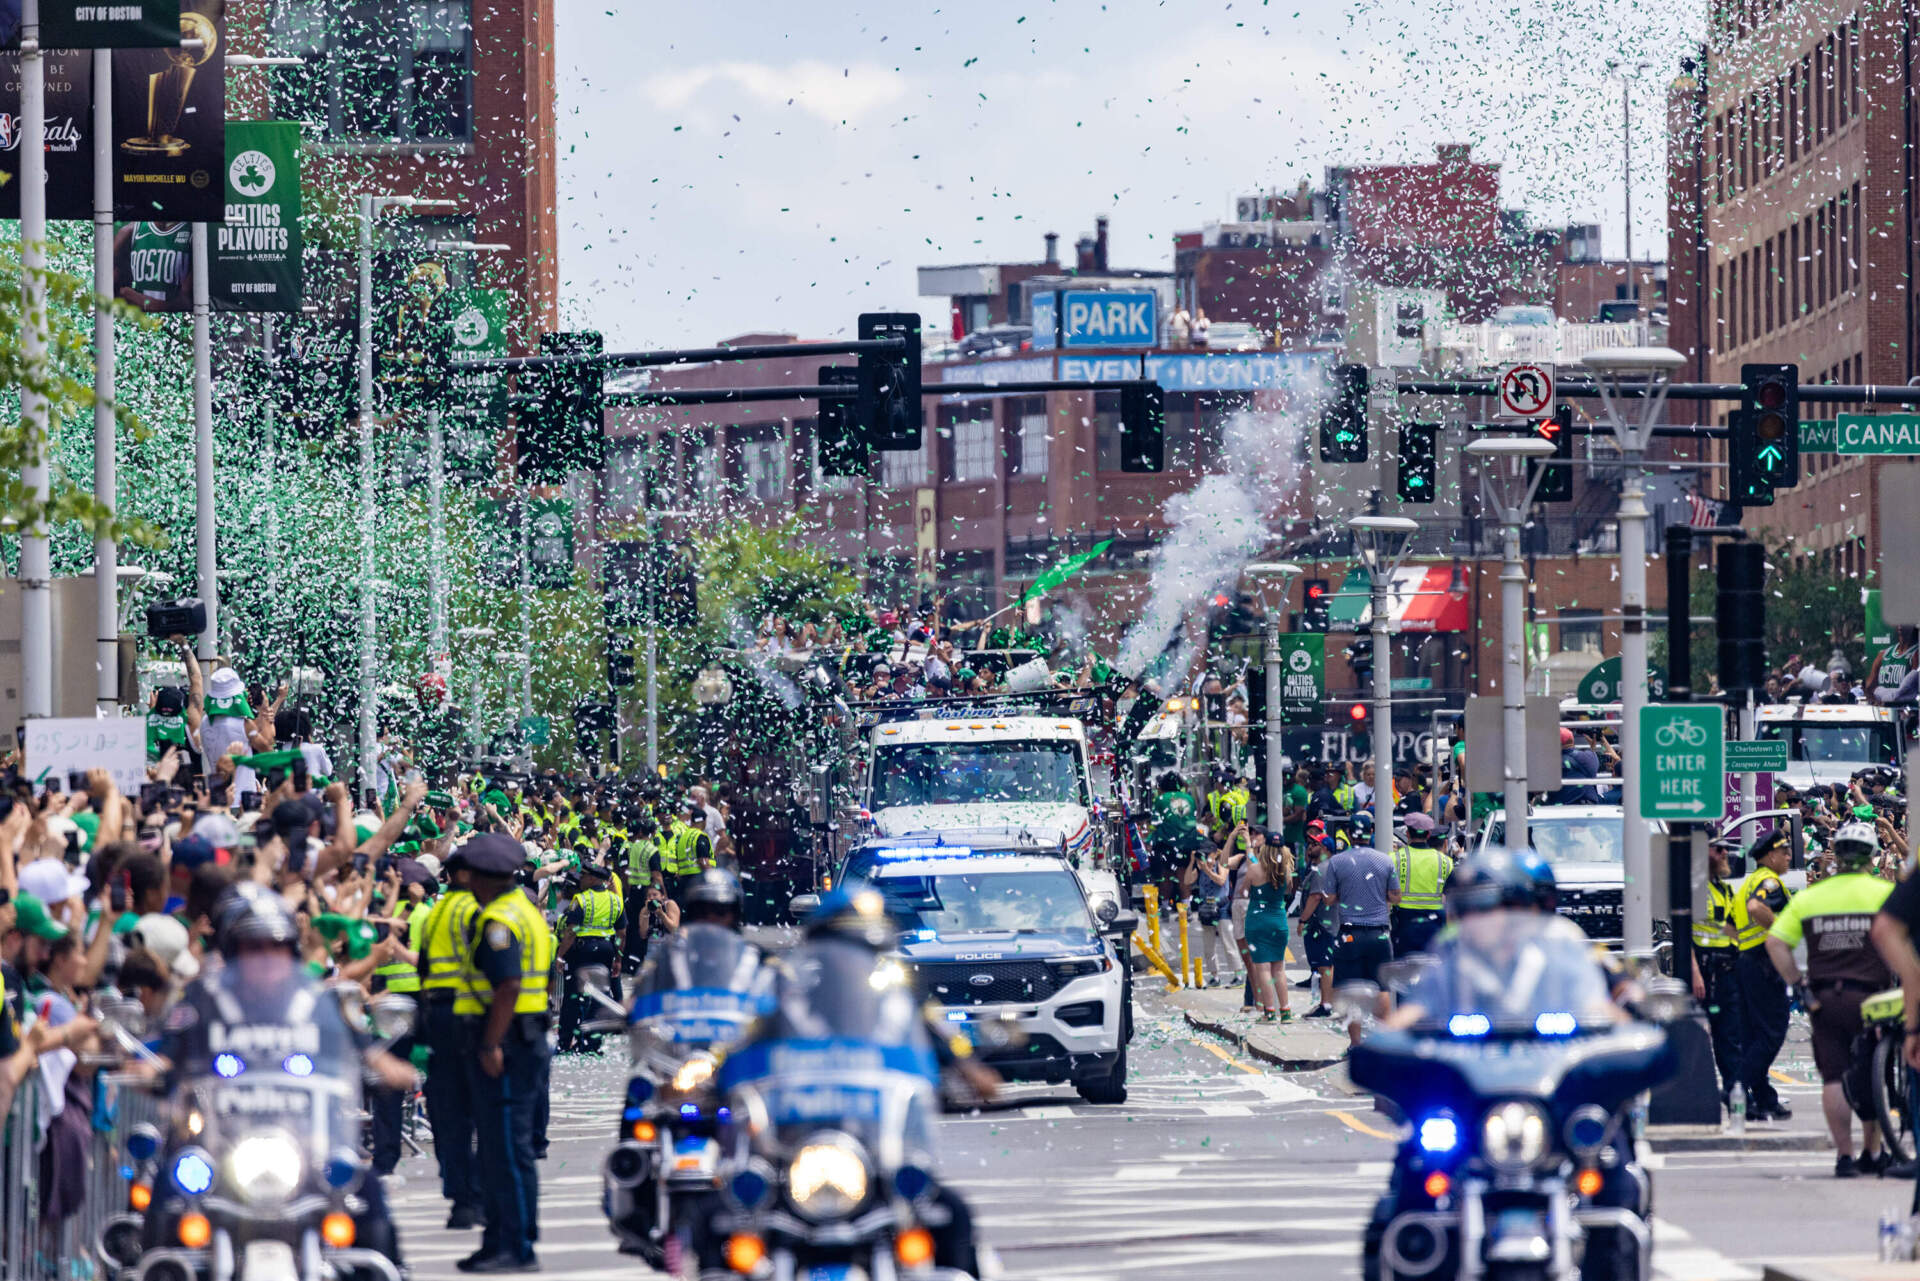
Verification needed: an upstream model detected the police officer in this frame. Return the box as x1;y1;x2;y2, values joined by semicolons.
1692;836;1747;1113
621;816;662;972
368;888;424;1179
1733;829;1795;1122
1389;811;1453;956
418;847;484;1229
557;861;623;1053
659;799;712;899
454;832;557;1273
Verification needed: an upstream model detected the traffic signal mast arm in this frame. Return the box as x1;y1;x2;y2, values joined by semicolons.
599;379;1156;407
1401;377;1920;406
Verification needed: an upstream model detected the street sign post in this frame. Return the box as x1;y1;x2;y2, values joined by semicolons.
1498;363;1554;419
1724;739;1788;773
1637;705;1725;820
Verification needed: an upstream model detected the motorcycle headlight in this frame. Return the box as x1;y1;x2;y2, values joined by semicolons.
1481;1101;1551;1169
787;1133;869;1221
227;1132;305;1204
670;1053;716;1095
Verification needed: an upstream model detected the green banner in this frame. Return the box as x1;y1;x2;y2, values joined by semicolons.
211;121;301;311
451;289;510;361
445;288;510;481
1865;588;1893;650
529;497;574;590
1278;634;1324;722
475;498;519;588
42;0;180;47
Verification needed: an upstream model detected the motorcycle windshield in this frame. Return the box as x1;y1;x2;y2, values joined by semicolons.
1399;912;1616;1035
627;925;773;1048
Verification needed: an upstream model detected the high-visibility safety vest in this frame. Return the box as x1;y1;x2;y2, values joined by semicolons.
1393;845;1453;912
627;836;659;877
1731;865;1790;951
661;822;704;877
454;888;556;1018
1694;879;1738;951
420;889;479;993
573;887;622;938
374;904;424;993
1333;782;1357;813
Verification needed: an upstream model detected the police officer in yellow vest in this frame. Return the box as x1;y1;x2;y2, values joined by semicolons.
419;849;484;1229
621;816;663;972
1207;770;1251;853
1732;829;1795;1122
367;890;424;1179
557;861;623;1053
660;799;712;899
1389;812;1453;955
1691;836;1748;1112
453;833;557;1272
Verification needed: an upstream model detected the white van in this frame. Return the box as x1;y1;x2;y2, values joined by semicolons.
1754;703;1902;790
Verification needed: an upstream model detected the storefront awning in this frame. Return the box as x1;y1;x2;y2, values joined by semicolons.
1326;565;1470;633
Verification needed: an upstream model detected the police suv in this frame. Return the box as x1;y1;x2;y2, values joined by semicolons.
830;841;1136;1104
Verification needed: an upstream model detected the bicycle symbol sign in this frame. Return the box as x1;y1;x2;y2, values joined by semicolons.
1499;363;1554;418
1637;705;1724;821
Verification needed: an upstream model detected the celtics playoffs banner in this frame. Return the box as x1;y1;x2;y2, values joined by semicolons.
0;46;93;220
112;0;224;222
210;120;299;311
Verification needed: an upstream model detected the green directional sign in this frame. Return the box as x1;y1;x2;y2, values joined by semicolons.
1725;740;1789;773
1800;419;1837;453
1638;705;1725;820
1838;413;1920;455
1575;656;1668;704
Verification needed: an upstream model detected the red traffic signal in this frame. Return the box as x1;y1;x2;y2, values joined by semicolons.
1349;702;1369;722
1306;583;1326;599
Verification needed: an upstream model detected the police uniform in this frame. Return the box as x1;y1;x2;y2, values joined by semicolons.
419;867;483;1225
368;902;425;1176
1390;839;1453;956
557;870;623;1053
454;834;556;1268
1694;856;1746;1107
621;831;661;970
1733;842;1793;1119
660;814;710;898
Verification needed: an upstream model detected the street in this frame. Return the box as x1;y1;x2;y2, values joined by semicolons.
386;986;1885;1281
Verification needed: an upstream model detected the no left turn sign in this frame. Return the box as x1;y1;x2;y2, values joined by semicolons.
1498;363;1554;418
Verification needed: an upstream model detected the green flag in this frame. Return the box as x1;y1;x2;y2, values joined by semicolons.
1018;539;1112;604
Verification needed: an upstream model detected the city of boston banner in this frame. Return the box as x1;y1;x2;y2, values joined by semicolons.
210;120;300;311
111;0;225;222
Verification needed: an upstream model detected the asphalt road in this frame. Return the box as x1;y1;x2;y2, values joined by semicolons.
384;989;1902;1280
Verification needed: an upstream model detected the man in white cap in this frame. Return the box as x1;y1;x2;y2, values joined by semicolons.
200;666;259;792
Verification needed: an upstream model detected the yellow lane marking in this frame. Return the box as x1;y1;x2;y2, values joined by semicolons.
1770;1068;1805;1086
1192;1038;1264;1075
1329;1108;1397;1140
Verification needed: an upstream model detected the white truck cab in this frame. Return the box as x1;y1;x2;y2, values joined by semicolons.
1753;702;1902;790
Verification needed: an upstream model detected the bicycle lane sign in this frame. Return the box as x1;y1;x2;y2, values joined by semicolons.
1637;705;1725;821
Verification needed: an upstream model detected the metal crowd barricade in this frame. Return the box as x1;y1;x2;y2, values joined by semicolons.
2;1076;48;1281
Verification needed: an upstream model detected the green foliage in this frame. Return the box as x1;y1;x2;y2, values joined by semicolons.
1652;539;1866;687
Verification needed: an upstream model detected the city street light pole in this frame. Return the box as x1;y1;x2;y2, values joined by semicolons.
92;44;115;714
1465;436;1556;851
1348;517;1420;850
1582;346;1685;955
19;0;50;721
1246;561;1301;828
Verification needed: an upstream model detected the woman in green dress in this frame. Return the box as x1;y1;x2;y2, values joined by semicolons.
1241;826;1295;1022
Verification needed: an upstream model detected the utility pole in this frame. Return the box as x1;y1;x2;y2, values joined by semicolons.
92;45;116;715
19;0;51;723
1349;517;1419;851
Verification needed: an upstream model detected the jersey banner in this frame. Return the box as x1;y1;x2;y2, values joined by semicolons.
0;45;94;220
210;120;300;311
111;0;224;222
111;219;193;312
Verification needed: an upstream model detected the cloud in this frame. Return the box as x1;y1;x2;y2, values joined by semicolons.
644;59;909;126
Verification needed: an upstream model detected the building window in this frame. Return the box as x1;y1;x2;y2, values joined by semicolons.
881;435;925;488
941;404;996;483
269;1;474;145
1012;397;1049;479
689;433;721;504
1093;390;1125;471
737;432;787;502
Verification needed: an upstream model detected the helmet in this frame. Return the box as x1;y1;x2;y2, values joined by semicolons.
803;886;897;949
1444;850;1535;918
212;883;301;957
1832;821;1880;866
1511;847;1557;910
682;868;743;915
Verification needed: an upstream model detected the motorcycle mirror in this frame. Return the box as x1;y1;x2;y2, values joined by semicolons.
1633;976;1694;1024
1377;957;1435;995
790;893;821;919
368;993;417;1041
573;965;628;1016
1331;980;1381;1023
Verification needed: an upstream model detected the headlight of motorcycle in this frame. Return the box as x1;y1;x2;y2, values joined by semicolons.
227;1132;305;1205
1481;1101;1552;1170
670;1052;717;1095
787;1132;869;1221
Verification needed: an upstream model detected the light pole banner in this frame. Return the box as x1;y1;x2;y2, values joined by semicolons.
210;119;300;311
111;0;225;222
41;0;181;47
0;45;94;220
1278;634;1324;722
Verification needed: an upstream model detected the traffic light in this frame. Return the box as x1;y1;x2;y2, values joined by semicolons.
661;543;699;628
1345;638;1374;686
1735;362;1800;497
816;365;869;478
857;312;922;450
606;640;637;689
1319;364;1369;462
1348;701;1369;723
1395;423;1438;504
1120;382;1165;473
604;539;648;628
519;331;606;482
1301;578;1331;632
1717;540;1767;694
1529;404;1575;503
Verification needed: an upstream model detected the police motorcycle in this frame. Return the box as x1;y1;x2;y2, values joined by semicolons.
1350;861;1680;1281
594;918;776;1272
108;886;416;1281
700;889;983;1281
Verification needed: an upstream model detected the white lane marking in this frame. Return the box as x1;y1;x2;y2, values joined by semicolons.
1019;1105;1077;1119
1199;1103;1254;1116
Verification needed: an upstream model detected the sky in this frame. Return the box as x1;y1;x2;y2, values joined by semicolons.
552;0;1703;351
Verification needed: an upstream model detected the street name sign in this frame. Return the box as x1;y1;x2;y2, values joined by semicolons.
1637;705;1725;820
1724;739;1788;773
1837;413;1920;455
1800;419;1837;453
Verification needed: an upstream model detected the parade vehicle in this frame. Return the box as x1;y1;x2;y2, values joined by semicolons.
1350;914;1679;1281
593;926;776;1273
802;843;1137;1103
1476;807;1645;945
107;982;414;1281
1753;702;1903;790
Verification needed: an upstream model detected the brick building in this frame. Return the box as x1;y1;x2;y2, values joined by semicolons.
1665;1;1900;572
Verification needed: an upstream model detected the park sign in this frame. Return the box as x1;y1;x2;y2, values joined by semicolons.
1637;704;1725;821
1837;413;1920;455
1030;288;1159;350
211;121;300;311
1278;634;1324;721
1575;655;1667;704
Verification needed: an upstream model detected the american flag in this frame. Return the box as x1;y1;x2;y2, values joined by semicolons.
1687;490;1719;528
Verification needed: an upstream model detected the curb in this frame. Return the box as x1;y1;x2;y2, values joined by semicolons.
1176;1006;1349;1073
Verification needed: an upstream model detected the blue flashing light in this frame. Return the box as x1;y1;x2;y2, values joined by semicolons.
894;1164;932;1201
626;1077;655;1106
1417;1115;1461;1154
871;845;977;862
172;1150;215;1196
1534;1012;1578;1037
1446;1013;1492;1039
126;1130;159;1162
716;1107;731;1123
728;1168;770;1209
282;1053;314;1077
212;1053;245;1079
323;1155;361;1190
945;1010;969;1022
678;1102;700;1120
117;1165;134;1180
621;1105;644;1121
